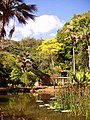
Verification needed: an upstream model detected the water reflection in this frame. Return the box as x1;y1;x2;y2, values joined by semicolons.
0;93;54;120
0;86;90;120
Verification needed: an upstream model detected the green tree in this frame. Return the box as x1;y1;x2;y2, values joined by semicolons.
37;38;63;68
0;52;16;87
57;29;72;74
64;12;90;70
16;52;52;85
3;40;22;55
19;38;42;55
57;11;90;71
10;66;22;86
20;71;37;87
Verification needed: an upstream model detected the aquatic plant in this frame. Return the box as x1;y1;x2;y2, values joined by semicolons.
49;86;90;119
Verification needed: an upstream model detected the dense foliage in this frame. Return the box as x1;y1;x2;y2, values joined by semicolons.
0;11;90;87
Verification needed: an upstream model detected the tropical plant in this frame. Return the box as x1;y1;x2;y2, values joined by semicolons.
16;52;31;72
49;87;90;119
72;71;90;86
0;0;37;49
57;11;90;71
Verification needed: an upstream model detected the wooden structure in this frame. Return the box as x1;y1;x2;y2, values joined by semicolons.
0;112;4;120
51;76;70;86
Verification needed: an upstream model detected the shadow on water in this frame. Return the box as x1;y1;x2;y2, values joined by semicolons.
0;86;90;120
0;96;9;103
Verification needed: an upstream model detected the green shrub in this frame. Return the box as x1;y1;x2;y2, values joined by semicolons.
10;66;22;86
21;71;37;86
72;71;90;86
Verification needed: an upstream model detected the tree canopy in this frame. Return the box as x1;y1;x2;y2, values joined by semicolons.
0;11;90;87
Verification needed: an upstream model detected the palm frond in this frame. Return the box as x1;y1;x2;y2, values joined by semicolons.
22;10;36;20
28;5;37;12
28;14;36;21
14;0;23;3
0;13;2;21
16;3;37;13
8;11;15;19
0;0;2;3
0;0;37;40
0;4;4;11
15;12;26;24
8;24;15;39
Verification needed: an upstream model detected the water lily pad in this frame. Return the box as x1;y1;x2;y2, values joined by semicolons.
49;106;55;110
36;100;43;103
61;109;72;113
54;109;60;112
44;104;50;107
39;104;44;107
47;107;51;110
56;107;62;109
50;97;57;100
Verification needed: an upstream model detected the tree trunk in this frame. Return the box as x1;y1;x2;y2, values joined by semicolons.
88;46;90;68
0;18;6;50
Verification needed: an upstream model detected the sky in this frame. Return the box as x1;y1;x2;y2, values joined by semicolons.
7;0;90;41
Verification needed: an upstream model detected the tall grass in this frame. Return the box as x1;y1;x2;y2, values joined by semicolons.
50;85;90;119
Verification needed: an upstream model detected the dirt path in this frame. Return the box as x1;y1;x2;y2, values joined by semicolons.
32;86;60;94
0;86;60;94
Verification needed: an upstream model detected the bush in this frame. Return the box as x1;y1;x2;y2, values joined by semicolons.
10;66;22;86
72;70;90;86
21;71;37;87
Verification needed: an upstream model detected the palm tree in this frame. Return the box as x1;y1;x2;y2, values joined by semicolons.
61;13;90;70
0;0;37;49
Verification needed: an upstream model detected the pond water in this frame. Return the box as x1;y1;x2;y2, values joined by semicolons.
0;87;90;120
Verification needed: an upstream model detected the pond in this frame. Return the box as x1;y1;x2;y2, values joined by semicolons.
0;86;90;120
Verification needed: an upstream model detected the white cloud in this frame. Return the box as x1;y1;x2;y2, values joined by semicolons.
50;33;56;37
7;14;65;40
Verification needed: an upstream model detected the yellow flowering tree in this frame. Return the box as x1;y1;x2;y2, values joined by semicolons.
37;38;63;68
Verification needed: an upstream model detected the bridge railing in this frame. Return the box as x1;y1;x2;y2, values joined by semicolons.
51;76;70;86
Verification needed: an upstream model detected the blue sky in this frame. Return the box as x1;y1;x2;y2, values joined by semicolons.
9;0;90;41
28;0;90;21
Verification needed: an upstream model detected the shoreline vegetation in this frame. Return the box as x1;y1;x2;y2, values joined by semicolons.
0;11;90;94
0;86;59;94
0;85;90;95
0;85;90;119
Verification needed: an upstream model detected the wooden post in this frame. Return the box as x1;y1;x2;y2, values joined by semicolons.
88;46;90;68
73;46;75;72
0;112;4;120
62;78;65;85
51;76;70;86
53;78;56;89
